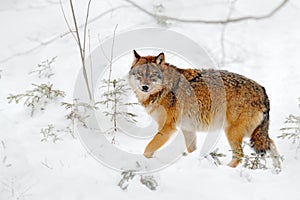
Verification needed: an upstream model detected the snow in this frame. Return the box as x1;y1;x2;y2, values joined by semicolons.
1;0;300;199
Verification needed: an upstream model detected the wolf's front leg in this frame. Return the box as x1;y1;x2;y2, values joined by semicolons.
144;124;177;158
182;129;197;153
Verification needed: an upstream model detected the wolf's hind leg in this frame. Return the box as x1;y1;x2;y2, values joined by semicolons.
269;139;281;173
225;125;244;168
182;129;197;153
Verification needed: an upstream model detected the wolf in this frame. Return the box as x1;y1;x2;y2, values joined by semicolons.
128;50;281;169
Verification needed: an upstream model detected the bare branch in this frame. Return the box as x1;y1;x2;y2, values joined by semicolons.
69;0;83;57
107;24;118;95
0;0;289;64
97;34;111;62
123;0;289;24
88;29;94;100
69;0;93;101
59;0;79;45
83;0;92;56
0;5;128;64
220;0;238;66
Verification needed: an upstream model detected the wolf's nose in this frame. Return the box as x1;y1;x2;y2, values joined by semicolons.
142;85;149;92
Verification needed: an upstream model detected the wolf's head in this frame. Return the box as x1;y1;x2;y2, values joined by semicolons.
129;50;164;94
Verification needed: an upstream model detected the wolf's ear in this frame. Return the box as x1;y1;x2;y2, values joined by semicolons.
132;50;141;66
155;52;165;65
133;50;141;60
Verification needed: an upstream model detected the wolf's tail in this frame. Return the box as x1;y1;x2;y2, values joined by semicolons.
250;87;271;154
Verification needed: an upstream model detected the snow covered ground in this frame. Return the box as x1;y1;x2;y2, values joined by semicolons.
1;0;300;199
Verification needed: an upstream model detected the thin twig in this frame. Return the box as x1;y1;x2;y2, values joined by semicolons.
69;0;93;101
123;0;289;24
40;161;53;170
97;34;111;62
59;0;79;46
113;80;117;132
88;29;94;99
1;140;5;149
107;24;118;96
83;0;92;57
220;0;238;66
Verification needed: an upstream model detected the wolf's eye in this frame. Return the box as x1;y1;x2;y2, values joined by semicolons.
136;75;142;81
151;73;162;80
150;77;157;82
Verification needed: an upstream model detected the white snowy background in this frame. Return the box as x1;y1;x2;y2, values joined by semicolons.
1;0;300;199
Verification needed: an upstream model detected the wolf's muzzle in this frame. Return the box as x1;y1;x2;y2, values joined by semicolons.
141;85;150;92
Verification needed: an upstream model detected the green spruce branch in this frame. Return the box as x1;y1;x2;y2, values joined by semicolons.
279;98;300;153
29;56;56;78
7;83;65;116
98;78;138;134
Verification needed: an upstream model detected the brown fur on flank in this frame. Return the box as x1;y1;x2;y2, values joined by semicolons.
128;50;281;169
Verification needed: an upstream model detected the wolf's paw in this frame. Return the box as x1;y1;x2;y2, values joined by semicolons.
272;166;281;174
144;151;154;158
271;155;282;174
272;160;282;174
187;145;197;153
227;159;240;168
